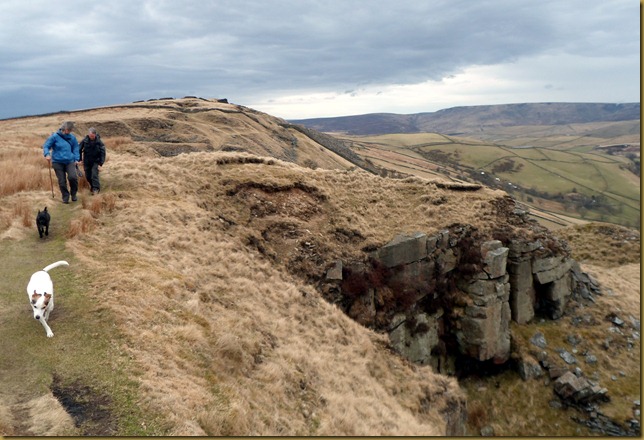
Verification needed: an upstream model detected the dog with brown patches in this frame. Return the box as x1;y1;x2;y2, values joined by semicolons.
26;260;69;337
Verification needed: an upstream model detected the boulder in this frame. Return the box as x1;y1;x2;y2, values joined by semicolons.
530;331;547;348
481;240;509;279
534;257;574;284
326;260;343;280
508;239;542;257
549;366;569;379
378;232;428;268
532;255;564;273
554;372;608;403
559;349;577;365
518;356;544;381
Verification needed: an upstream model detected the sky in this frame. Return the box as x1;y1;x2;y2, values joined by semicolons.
0;0;639;120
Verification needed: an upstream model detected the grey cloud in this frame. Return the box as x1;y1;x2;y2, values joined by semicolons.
0;0;638;119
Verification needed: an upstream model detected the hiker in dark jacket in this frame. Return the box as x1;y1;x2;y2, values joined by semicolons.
43;121;80;203
79;127;106;194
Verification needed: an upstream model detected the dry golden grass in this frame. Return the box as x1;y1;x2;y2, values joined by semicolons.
67;210;96;238
0;99;638;436
61;150;481;435
555;223;640;267
0;147;51;196
22;394;77;436
13;200;33;227
103;136;131;153
582;263;640;316
80;192;117;217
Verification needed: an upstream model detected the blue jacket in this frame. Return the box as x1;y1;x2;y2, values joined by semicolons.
43;130;80;164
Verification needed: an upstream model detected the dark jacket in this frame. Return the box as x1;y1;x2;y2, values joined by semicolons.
79;134;106;165
43;130;80;164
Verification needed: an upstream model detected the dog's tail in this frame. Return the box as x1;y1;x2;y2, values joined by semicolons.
43;261;70;272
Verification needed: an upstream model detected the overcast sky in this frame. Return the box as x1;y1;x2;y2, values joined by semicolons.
0;0;639;120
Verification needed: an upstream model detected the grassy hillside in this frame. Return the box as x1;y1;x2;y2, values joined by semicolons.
0;100;639;436
343;130;640;229
0;101;469;435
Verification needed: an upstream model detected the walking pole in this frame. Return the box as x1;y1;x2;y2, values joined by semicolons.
48;160;55;198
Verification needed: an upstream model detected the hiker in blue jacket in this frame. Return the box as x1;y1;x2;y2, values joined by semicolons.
43;121;81;203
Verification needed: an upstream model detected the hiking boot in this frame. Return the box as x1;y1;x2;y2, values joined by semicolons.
92;188;100;195
72;195;78;202
63;198;69;204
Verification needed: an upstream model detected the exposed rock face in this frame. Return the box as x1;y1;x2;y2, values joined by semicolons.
456;273;511;363
389;311;441;365
322;224;598;371
378;232;428;268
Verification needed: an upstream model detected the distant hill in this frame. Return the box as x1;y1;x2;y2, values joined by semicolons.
290;102;641;136
0;98;640;436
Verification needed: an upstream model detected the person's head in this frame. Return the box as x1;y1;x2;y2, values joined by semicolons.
88;127;97;140
59;121;74;134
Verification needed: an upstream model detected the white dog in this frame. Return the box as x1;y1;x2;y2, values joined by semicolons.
26;260;69;337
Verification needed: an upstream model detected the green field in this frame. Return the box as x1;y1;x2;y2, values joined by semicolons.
347;132;641;228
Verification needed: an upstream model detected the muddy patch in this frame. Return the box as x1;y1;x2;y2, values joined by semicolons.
51;373;118;435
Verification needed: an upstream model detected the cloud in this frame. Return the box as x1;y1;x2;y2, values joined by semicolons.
0;0;638;119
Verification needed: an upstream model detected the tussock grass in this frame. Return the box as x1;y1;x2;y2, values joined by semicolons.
0;102;638;436
554;223;640;267
81;192;117;217
67;210;96;238
22;393;76;436
13;200;33;227
0;149;50;196
59;150;475;435
103;136;131;153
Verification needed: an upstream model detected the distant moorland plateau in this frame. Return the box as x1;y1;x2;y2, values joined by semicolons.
290;102;640;136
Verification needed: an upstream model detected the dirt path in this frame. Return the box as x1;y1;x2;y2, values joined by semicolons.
0;200;79;435
0;197;160;435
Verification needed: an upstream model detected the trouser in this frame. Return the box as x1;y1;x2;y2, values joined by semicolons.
52;162;78;202
84;161;101;191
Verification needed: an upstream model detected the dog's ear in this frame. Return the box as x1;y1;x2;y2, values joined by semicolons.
31;291;41;303
44;293;52;299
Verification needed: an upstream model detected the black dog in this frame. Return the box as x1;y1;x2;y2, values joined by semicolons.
36;207;50;238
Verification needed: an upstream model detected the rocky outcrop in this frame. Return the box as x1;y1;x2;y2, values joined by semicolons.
322;225;599;371
554;372;608;404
